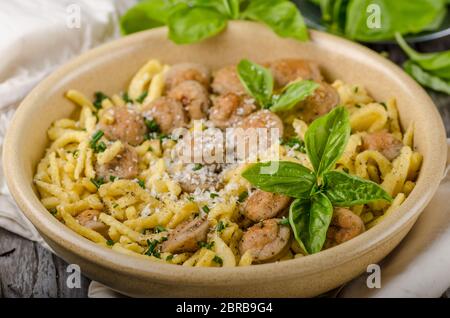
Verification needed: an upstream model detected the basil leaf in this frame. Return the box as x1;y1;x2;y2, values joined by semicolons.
237;59;273;107
241;0;309;41
168;7;228;44
192;0;240;19
307;192;333;254
396;33;450;80
305;106;351;177
241;161;316;199
289;199;310;254
324;170;392;206
403;60;450;95
345;0;446;42
270;80;319;112
120;0;185;35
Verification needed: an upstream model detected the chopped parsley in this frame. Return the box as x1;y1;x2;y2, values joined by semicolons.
155;225;166;233
145;237;167;259
89;130;106;153
109;175;117;182
281;137;306;153
144;118;160;133
187;196;195;202
198;241;214;250
137;179;145;189
237;191;248;203
166;254;174;261
106;239;114;246
202;205;210;213
93;91;108;109
49;208;57;215
136;91;148;104
90;177;105;189
216;220;227;233
210;192;219;199
213;255;223;266
278;218;289;225
122;92;133;103
112;203;119;209
193;163;203;171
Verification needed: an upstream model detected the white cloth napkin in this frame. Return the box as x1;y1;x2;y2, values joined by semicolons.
1;0;449;298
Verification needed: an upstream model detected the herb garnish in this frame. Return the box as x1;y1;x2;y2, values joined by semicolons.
281;137;306;153
216;220;227;233
145;118;160;133
193;163;203;171
237;191;248;203
137;179;146;189
198;241;214;250
213;255;223;265
106;239;114;246
242;107;392;254
90;177;105;189
237;59;319;111
120;0;309;44
202;205;210;214
136;91;148;104
93;91;109;109
89;130;106;153
155;225;166;233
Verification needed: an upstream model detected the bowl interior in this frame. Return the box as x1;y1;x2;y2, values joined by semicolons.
4;22;447;288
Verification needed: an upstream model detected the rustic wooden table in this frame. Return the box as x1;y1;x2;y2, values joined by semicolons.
0;37;449;298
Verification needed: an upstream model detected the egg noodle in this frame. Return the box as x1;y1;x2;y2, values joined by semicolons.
34;59;422;267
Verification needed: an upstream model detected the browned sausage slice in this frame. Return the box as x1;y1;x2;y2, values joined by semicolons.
239;218;291;263
209;93;256;129
266;59;323;88
75;209;109;238
362;131;403;160
168;80;210;120
244;190;291;222
142;96;187;134
211;65;247;96
298;81;339;123
100;106;147;146
165;63;211;91
161;217;210;253
96;144;139;180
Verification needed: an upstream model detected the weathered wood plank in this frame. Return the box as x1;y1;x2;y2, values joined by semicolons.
0;227;89;298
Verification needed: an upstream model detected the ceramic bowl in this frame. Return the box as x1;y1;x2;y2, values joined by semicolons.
3;21;447;297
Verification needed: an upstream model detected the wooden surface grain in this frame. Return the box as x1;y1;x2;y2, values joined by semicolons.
0;36;449;299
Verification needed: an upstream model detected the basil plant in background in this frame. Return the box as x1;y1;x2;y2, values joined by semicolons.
396;33;450;95
237;59;319;111
120;0;309;44
242;107;392;254
308;0;448;42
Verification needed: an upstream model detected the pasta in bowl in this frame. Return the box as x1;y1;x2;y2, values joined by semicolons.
4;23;446;296
34;57;422;267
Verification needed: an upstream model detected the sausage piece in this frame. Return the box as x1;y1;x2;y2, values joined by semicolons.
96;144;139;180
75;209;109;238
161;217;210;253
100;106;147;146
362;131;403;161
244;190;291;222
239;218;291;263
165;63;211;91
266;59;323;88
326;208;365;245
168;80;210;120
298;81;339;123
238;109;284;136
209;93;256;129
142;97;187;134
211;65;247;96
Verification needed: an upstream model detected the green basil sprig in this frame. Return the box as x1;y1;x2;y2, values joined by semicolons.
120;0;309;44
395;33;450;94
241;106;392;254
308;0;447;42
237;59;319;111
